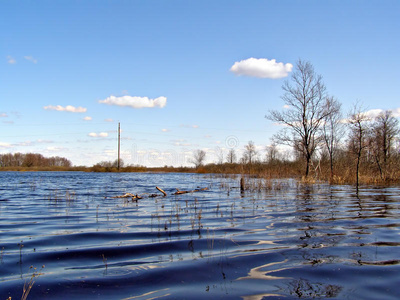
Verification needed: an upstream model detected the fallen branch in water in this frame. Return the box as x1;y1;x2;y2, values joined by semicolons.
131;194;142;202
111;186;208;199
156;186;167;197
173;187;208;195
111;193;135;198
174;189;189;195
111;193;142;202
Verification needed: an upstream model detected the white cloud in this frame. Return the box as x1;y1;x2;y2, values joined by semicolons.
16;140;32;146
24;56;38;64
364;108;400;119
88;132;108;138
83;116;92;121
230;58;293;79
363;109;383;119
283;105;290;109
104;118;114;122
341;109;377;124
99;95;167;109
392;108;400;117
161;128;170;132
46;146;63;152
7;56;16;64
44;105;87;113
0;142;12;148
0;113;8;118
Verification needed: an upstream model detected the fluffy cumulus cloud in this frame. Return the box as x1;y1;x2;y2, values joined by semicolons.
392;108;400;117
44;105;87;113
230;58;293;79
365;108;400;118
99;95;167;109
364;109;384;119
83;116;92;121
88;132;108;138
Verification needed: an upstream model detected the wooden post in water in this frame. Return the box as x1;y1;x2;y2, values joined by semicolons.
240;176;245;193
117;122;121;171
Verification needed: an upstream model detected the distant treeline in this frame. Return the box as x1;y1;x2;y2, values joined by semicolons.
89;159;194;173
2;151;400;186
0;153;72;168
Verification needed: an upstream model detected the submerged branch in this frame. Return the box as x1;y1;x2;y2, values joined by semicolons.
111;186;208;199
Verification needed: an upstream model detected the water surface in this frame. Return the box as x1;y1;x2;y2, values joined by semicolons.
0;172;399;299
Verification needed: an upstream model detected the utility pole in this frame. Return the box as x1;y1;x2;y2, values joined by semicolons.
117;122;120;171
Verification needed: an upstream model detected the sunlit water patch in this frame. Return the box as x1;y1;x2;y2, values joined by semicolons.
0;172;399;299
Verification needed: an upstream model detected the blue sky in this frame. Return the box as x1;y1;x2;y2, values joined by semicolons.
1;0;399;167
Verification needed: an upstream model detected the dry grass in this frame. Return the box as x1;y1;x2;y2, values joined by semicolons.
21;265;45;300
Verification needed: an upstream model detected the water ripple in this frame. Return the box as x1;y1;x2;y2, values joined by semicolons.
0;172;399;299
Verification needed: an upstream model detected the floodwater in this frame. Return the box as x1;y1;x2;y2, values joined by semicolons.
0;172;399;299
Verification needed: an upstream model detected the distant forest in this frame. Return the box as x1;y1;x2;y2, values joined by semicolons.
0;153;72;168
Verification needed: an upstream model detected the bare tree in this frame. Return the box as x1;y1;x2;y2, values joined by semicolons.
266;59;331;177
215;148;224;164
322;96;343;181
265;143;279;162
191;149;206;168
374;110;399;165
243;141;257;165
23;153;40;167
369;110;399;178
226;148;237;164
347;103;371;189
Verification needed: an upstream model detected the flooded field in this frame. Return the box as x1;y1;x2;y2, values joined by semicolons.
0;171;399;299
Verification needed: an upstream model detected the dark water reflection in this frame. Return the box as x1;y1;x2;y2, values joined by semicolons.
0;172;399;299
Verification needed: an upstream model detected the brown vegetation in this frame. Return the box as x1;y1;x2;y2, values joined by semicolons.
0;152;72;168
1;151;399;185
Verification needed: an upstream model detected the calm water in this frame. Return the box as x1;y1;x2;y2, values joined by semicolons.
0;172;399;299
